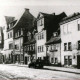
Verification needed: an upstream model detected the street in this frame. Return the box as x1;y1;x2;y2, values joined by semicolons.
0;64;79;80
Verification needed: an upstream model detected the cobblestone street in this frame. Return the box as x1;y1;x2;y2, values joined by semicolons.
0;64;80;80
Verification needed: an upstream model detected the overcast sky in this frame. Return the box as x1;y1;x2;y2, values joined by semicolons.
0;0;80;26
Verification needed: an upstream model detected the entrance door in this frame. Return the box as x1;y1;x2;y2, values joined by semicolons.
77;55;80;69
25;57;27;64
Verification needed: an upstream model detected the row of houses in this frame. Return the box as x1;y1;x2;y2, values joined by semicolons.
0;8;80;68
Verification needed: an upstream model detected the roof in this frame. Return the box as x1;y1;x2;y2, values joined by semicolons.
60;12;80;25
24;38;36;45
45;36;61;45
37;12;55;20
14;8;36;32
5;16;15;26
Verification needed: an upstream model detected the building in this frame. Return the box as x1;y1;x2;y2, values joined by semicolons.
36;12;66;63
2;16;16;63
13;8;36;64
0;27;4;63
24;28;37;64
60;13;80;68
45;29;61;66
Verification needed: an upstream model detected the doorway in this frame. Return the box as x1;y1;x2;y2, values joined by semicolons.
77;55;80;69
25;57;27;64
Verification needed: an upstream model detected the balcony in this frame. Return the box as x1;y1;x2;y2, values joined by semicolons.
49;49;57;52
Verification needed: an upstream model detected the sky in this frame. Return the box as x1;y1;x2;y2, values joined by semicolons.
0;0;80;26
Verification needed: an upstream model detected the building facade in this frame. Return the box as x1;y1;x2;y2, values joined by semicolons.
2;16;16;63
36;12;66;63
60;13;80;68
24;28;37;64
46;31;61;66
13;8;36;64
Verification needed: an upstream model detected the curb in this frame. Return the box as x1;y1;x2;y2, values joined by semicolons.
44;67;80;74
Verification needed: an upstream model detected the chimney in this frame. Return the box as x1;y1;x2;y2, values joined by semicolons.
52;13;55;15
25;8;29;12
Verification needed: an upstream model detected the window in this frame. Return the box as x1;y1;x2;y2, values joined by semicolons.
78;24;80;31
40;34;41;39
38;45;44;53
42;33;44;39
10;32;12;38
78;41;80;50
40;46;41;52
50;45;53;50
64;56;68;65
9;43;13;49
38;19;43;26
42;45;44;52
38;46;40;53
68;42;72;51
38;35;39;40
68;56;72;65
8;33;9;38
41;19;43;26
54;45;57;50
63;25;68;34
51;58;54;63
15;45;19;50
47;46;49;51
64;43;67;51
55;58;58;63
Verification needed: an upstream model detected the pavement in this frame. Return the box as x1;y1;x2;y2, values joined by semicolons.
8;64;80;74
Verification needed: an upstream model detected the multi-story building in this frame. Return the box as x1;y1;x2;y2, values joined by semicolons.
36;12;66;63
0;27;4;63
60;13;80;68
24;28;37;64
2;16;16;63
13;8;36;64
45;29;61;66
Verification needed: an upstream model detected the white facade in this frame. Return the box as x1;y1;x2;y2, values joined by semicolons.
47;43;61;64
2;22;14;58
36;14;47;60
60;16;80;67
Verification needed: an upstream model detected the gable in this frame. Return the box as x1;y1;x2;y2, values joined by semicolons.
37;12;44;19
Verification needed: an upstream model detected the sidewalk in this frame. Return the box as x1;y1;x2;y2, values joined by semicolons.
8;64;80;74
44;66;80;74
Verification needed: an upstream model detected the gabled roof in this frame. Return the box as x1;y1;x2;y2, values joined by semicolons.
14;8;36;32
37;12;55;20
45;36;61;45
60;12;80;25
5;16;15;26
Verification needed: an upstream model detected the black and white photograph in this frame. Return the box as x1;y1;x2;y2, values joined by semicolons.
0;0;80;80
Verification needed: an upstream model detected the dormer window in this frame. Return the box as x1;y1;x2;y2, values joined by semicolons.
53;32;58;37
38;19;43;26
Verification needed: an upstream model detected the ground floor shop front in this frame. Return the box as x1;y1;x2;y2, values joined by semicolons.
63;55;80;68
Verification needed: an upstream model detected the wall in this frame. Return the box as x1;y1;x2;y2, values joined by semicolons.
60;18;80;66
